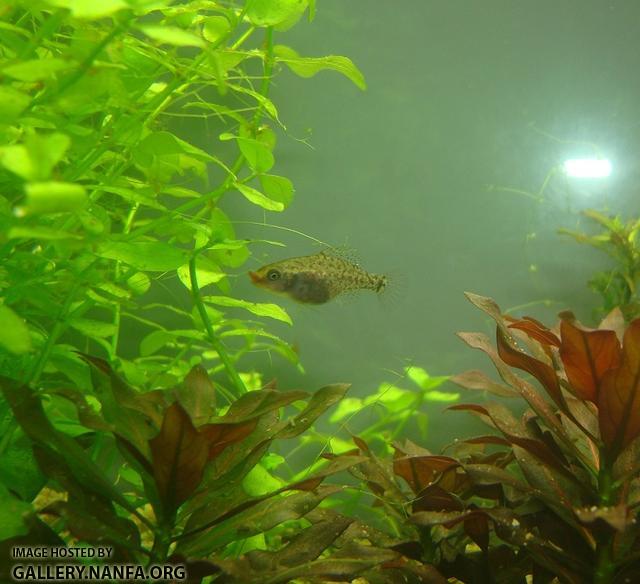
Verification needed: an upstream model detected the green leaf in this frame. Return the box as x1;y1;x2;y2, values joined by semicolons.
423;390;460;402
2;58;72;81
247;0;308;30
0;86;30;123
228;85;281;124
0;133;70;181
274;45;366;90
260;174;294;208
0;481;32;540
0;305;32;354
140;330;174;357
203;296;292;324
139;25;204;47
97;185;165;210
96;281;131;300
203;15;231;43
177;260;226;291
406;366;450;391
68;318;117;339
134;131;227;183
328;397;363;423
7;226;81;240
235;183;284;212
21;181;87;215
236;137;274;173
46;0;128;18
127;272;151;295
243;463;284;496
96;241;188;271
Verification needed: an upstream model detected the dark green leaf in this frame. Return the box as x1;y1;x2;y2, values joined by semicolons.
0;481;32;540
278;383;350;438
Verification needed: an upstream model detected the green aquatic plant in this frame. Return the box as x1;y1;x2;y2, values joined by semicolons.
0;0;365;394
560;210;640;322
0;364;384;581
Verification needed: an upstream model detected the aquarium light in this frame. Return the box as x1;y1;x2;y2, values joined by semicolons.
563;158;612;178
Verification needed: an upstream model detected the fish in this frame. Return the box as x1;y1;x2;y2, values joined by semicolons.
249;250;388;304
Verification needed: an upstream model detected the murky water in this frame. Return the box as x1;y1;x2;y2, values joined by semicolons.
227;0;638;447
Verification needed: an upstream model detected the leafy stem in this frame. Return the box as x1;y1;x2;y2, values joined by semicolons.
594;449;616;583
26;277;83;386
111;203;140;356
189;253;246;396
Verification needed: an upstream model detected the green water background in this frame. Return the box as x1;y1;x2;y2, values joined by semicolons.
206;1;638;449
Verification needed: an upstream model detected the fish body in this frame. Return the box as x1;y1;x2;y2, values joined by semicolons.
249;251;387;304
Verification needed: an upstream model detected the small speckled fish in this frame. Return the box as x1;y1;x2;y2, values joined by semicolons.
249;251;388;304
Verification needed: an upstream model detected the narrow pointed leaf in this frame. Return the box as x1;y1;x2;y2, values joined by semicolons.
496;327;565;410
278;383;350;438
450;369;517;397
508;317;561;348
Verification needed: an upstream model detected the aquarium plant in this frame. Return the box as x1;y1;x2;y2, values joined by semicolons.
560;210;640;322
0;0;365;392
320;292;640;582
0;0;415;579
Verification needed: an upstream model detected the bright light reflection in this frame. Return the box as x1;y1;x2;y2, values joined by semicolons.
563;158;612;178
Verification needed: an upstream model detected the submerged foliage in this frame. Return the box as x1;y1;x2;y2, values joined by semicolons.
0;0;364;394
313;292;640;582
354;292;640;583
0;362;370;582
560;210;640;322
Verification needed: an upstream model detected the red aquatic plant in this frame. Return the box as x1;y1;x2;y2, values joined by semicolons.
326;293;640;583
447;293;640;583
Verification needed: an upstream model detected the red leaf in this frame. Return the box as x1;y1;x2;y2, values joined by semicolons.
598;319;640;455
199;419;257;460
413;485;464;513
393;455;459;494
175;365;216;426
450;370;517;397
509;317;561;348
464;513;490;551
559;319;621;402
352;434;369;452
496;328;565;410
451;403;574;479
599;307;625;342
149;403;208;513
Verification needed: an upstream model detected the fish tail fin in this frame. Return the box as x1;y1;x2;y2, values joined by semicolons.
376;270;407;310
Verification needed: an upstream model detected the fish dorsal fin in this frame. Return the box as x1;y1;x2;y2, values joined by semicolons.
318;244;361;266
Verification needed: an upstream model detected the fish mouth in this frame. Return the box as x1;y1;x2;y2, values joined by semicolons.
248;271;262;284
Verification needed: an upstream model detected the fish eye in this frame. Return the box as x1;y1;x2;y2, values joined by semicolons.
267;269;281;281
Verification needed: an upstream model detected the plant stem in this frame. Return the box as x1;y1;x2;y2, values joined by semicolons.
26;278;82;386
110;203;139;356
189;255;246;396
594;450;616;584
252;27;274;128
